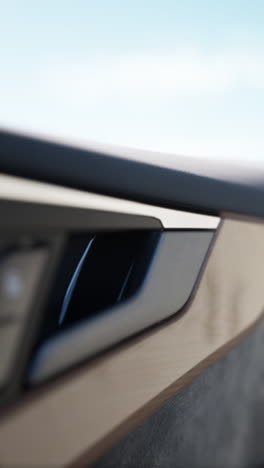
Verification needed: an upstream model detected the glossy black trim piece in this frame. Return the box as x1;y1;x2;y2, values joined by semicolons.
29;230;214;383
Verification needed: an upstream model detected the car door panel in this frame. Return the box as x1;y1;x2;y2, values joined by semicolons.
0;130;264;467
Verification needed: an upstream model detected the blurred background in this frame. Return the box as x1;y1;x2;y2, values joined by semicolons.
1;1;264;165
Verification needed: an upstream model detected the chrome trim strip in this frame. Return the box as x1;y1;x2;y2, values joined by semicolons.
0;174;219;229
58;237;96;326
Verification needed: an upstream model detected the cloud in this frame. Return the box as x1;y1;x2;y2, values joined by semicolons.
42;49;264;103
2;48;264;163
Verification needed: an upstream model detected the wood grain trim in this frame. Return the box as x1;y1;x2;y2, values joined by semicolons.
1;216;264;467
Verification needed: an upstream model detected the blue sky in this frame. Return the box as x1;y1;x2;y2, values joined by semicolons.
1;1;264;163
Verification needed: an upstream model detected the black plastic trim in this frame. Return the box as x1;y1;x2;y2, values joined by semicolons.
29;230;214;383
1;130;264;218
0;200;162;232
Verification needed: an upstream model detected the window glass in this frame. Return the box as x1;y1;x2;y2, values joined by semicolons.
1;1;264;164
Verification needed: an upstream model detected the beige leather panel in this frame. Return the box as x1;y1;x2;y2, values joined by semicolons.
0;216;264;467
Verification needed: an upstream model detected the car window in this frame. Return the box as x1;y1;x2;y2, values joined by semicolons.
1;1;264;164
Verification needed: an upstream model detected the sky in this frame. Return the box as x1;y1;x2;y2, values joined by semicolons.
1;1;264;164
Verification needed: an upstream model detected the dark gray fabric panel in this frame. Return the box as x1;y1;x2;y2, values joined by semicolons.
94;319;264;468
